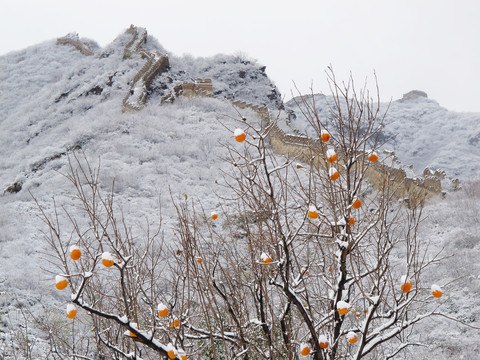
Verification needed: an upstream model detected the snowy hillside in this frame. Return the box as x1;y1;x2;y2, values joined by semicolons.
0;26;479;359
284;92;480;180
0;28;279;357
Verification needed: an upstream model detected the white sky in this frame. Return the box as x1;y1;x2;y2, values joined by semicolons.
1;0;479;112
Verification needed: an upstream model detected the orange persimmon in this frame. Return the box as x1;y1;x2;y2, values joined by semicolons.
321;129;330;142
170;318;180;329
70;245;81;260
178;349;188;360
300;343;311;356
234;129;246;143
400;275;412;293
318;335;329;349
102;252;114;267
308;205;319;219
352;198;362;209
157;303;168;317
431;284;443;298
67;304;77;319
326;148;337;163
128;323;138;337
347;332;358;344
329;167;339;181
158;303;169;317
167;343;177;359
55;275;68;290
368;151;379;162
260;252;272;265
337;300;350;315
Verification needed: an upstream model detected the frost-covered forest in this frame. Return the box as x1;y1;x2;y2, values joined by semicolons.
0;27;479;359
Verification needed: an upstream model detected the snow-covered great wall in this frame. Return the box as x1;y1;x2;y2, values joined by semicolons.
62;25;445;205
180;86;445;205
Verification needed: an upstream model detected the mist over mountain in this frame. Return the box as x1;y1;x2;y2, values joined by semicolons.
0;26;479;359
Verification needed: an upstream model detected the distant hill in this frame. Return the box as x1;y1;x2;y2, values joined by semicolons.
284;92;480;181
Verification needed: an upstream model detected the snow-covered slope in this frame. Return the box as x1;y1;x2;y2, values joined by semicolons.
0;28;276;356
385;96;480;180
415;184;480;359
0;27;479;358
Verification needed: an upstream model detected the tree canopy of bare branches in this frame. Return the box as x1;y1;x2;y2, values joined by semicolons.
36;71;453;360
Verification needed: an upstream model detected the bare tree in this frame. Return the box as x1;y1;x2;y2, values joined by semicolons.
36;70;456;359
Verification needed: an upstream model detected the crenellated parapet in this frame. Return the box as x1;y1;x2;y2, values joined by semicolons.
180;83;444;205
57;33;94;56
181;79;213;97
121;26;169;112
122;25;138;59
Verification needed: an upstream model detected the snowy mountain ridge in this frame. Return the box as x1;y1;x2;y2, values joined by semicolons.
0;25;479;359
51;25;448;204
284;91;480;181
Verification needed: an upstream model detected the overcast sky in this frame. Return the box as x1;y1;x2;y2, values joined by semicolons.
1;0;479;112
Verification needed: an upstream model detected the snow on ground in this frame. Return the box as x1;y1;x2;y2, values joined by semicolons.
411;185;480;360
0;28;479;358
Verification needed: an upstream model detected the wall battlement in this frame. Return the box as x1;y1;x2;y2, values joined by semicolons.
181;79;213;97
56;25;169;112
58;25;444;204
181;82;443;205
120;26;169;112
56;34;94;56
